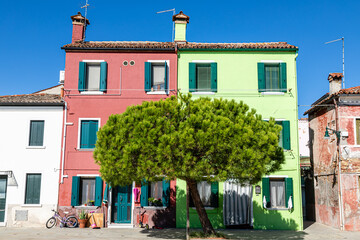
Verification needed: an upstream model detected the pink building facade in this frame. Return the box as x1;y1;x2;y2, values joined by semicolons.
58;13;178;227
306;73;360;231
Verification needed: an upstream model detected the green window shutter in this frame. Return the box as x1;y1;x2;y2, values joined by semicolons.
25;174;41;204
279;63;287;92
189;63;196;92
144;62;152;92
285;178;293;208
80;121;90;149
262;178;270;208
99;62;107;92
140;180;148;207
210;63;217;92
164;61;168;93
210;181;219;208
94;177;103;206
162;179;170;207
89;120;98;148
29;121;44;146
282;120;291;150
258;63;265;92
78;62;86;92
71;176;80;206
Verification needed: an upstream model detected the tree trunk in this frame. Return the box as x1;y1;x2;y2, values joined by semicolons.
186;182;190;240
187;179;216;235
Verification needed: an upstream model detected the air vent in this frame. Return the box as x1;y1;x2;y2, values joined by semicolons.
130;60;135;66
123;61;128;66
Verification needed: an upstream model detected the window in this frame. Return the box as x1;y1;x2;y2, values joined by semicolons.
189;63;217;92
71;176;103;206
356;119;360;145
276;121;291;150
262;177;293;209
29;120;44;146
25;174;41;204
78;62;107;92
140;179;170;207
79;120;99;149
258;62;287;92
144;62;168;93
189;181;219;208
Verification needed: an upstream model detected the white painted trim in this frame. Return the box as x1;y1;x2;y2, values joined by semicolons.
144;206;167;210
77;118;101;150
266;207;289;211
264;175;289;178
82;60;105;63
147;60;168;63
260;60;285;63
146;91;167;95
191;207;215;210
192;92;216;95
108;223;134;228
0;222;5;227
80;91;104;95
191;60;216;63
21;204;42;207
65;122;73;126
261;92;285;96
26;146;46;149
76;174;100;177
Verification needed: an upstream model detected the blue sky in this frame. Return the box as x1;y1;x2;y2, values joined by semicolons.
0;0;359;116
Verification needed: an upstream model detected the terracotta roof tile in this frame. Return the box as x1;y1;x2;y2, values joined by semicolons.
62;41;297;50
328;73;343;82
0;94;63;106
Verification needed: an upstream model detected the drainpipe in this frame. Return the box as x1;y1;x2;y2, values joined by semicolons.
334;98;344;230
60;99;68;184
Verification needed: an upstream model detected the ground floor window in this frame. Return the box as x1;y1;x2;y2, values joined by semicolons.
71;176;103;206
262;177;293;209
25;174;41;204
190;181;219;208
140;179;170;207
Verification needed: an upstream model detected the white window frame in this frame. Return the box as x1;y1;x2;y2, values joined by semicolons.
146;60;170;95
77;118;101;151
22;172;42;207
263;175;289;210
26;119;46;149
260;60;284;95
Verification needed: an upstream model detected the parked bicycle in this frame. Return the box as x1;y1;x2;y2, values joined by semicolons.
46;209;78;229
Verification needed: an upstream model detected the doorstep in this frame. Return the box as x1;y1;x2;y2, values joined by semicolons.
108;223;133;228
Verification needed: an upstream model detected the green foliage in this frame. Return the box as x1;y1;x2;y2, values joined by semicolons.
78;210;87;220
94;93;284;186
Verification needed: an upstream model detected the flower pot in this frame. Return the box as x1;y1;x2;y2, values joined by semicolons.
78;219;87;228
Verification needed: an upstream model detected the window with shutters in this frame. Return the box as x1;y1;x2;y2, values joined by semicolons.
258;62;287;92
80;178;96;206
79;119;99;149
28;120;45;146
189;62;217;92
149;181;163;200
262;177;293;209
276;121;291;150
269;179;285;208
24;174;41;204
71;176;103;206
140;179;170;207
78;61;107;92
144;61;168;93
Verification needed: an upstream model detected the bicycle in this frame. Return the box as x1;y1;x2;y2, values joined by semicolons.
46;209;78;229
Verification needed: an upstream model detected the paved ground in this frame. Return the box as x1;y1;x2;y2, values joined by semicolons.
1;222;360;240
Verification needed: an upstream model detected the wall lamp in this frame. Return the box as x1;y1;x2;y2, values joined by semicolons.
324;127;341;140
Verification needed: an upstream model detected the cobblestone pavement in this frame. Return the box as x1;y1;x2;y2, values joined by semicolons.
0;222;360;240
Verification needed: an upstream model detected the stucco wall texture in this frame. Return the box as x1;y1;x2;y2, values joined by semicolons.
309;102;360;231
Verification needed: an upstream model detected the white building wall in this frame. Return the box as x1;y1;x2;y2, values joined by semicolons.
0;106;63;227
298;118;310;158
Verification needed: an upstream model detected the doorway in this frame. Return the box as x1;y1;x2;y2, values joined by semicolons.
0;175;7;223
111;185;132;224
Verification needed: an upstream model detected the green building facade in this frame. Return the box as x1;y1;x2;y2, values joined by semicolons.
173;12;303;231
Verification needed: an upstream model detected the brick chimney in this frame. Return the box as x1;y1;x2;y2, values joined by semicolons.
172;11;190;42
328;73;343;95
70;12;90;43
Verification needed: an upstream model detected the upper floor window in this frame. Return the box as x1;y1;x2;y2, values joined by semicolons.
29;120;44;146
79;119;99;149
189;63;217;92
276;121;291;150
144;61;168;93
258;62;287;92
78;61;107;92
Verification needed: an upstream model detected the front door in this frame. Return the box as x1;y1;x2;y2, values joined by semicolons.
111;185;132;224
0;176;7;223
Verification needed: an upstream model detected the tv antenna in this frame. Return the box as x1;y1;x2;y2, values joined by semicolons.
325;37;345;88
81;0;90;40
156;8;176;42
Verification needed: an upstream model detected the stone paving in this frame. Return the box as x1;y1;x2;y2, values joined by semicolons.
0;222;360;240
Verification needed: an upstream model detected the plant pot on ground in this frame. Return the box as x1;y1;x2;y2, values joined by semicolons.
78;210;87;228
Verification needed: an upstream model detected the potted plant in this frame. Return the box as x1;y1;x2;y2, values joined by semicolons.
78;210;87;228
87;200;95;206
148;197;155;206
153;198;163;207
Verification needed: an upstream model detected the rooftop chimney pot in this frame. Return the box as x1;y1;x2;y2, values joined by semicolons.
70;12;90;43
172;11;190;42
328;73;343;95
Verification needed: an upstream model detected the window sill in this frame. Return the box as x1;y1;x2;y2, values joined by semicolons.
21;204;42;207
80;91;104;95
265;207;290;211
77;148;95;151
143;206;167;210
261;92;285;95
192;92;216;95
146;91;167;95
75;206;98;210
26;146;46;149
191;207;215;210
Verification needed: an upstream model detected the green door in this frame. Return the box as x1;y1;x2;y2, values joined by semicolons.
0;176;7;223
112;185;132;223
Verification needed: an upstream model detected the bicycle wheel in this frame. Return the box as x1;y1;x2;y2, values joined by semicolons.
46;217;57;229
66;216;78;228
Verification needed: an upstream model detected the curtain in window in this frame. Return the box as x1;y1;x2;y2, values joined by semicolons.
86;64;100;91
196;64;211;91
152;65;165;91
81;179;96;205
197;181;211;206
150;181;163;199
265;65;280;91
270;181;285;207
